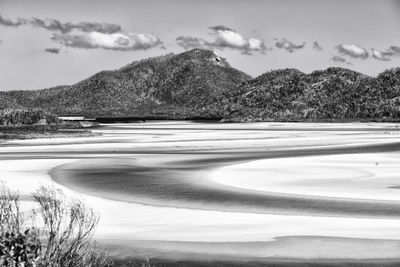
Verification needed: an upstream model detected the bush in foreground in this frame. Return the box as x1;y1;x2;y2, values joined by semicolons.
0;182;113;266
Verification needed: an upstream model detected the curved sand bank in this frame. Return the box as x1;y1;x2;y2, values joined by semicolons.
2;122;400;262
210;153;400;202
52;152;400;218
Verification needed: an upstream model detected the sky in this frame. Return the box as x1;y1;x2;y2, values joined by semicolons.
0;0;400;91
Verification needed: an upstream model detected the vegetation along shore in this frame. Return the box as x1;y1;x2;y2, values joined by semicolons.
0;108;98;140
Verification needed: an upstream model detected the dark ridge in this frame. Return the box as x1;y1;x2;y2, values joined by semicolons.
221;67;400;122
1;49;400;122
1;49;250;119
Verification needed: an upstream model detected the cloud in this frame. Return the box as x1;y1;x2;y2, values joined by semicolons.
45;48;60;54
375;46;400;58
336;44;368;59
313;41;323;51
331;55;346;63
213;29;247;48
0;14;162;51
176;36;212;50
386;46;400;56
275;38;305;52
52;32;162;51
331;55;352;65
209;25;235;32
244;38;267;55
0;14;121;34
0;14;26;27
210;26;266;53
367;46;400;61
176;25;267;54
371;48;391;61
29;18;121;34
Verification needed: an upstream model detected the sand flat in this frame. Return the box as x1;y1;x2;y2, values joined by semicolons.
2;121;400;261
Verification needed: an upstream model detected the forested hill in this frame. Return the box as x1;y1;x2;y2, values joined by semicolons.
1;49;400;121
221;67;400;121
0;49;250;118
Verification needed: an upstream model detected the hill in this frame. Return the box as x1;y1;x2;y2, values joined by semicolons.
2;49;251;118
0;92;22;109
1;49;400;122
222;67;400;122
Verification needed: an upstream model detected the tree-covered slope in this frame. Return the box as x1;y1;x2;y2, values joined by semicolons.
223;67;400;121
2;49;251;117
0;92;22;109
1;50;400;121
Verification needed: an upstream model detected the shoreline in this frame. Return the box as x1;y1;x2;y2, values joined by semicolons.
3;122;400;262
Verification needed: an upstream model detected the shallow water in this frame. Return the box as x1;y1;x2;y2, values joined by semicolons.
2;121;400;261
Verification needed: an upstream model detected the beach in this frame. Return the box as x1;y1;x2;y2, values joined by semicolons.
1;121;400;263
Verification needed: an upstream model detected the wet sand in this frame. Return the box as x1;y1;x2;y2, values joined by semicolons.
2;121;400;263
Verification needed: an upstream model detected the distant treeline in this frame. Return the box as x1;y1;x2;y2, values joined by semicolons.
0;109;60;126
1;49;400;122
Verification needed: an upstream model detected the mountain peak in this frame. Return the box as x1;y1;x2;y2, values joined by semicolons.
3;50;400;122
2;49;250;117
177;49;230;67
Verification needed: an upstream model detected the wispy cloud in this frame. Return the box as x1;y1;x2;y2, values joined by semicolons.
0;14;26;27
0;13;162;51
45;48;60;54
371;48;391;61
52;32;162;51
313;41;323;51
275;38;305;52
29;18;121;34
374;46;400;59
386;46;400;56
336;44;368;59
331;55;352;65
176;25;267;55
209;25;235;32
0;14;121;34
176;36;211;50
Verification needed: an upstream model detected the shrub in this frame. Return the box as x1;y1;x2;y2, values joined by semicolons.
0;229;41;266
0;182;40;266
0;182;113;267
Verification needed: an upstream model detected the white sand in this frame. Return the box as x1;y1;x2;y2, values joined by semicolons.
2;121;400;260
210;153;400;201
